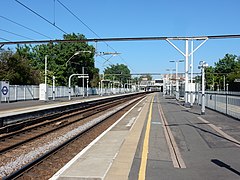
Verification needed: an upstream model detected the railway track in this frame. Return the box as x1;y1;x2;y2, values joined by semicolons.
0;93;146;179
0;96;134;154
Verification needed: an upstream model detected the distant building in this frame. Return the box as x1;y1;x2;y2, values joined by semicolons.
139;79;163;92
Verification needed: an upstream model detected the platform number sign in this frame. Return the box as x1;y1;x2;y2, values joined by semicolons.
0;81;10;98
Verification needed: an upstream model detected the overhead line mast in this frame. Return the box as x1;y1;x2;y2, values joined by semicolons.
1;34;240;104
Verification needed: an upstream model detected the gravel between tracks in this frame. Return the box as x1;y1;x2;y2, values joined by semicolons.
0;100;133;178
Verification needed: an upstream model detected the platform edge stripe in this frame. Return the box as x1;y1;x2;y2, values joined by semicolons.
50;96;146;180
102;97;146;179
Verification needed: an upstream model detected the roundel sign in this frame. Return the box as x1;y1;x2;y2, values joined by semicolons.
1;81;10;98
1;86;8;95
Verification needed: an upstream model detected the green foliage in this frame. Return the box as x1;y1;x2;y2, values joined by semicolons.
103;63;131;84
205;54;240;91
140;74;153;81
0;49;41;85
14;33;98;87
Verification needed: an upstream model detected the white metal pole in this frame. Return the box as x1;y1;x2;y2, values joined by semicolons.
82;67;84;97
223;75;226;91
68;75;72;100
190;40;194;106
191;40;194;83
98;82;100;95
45;55;48;101
53;76;55;100
87;78;89;97
176;61;179;100
170;69;172;96
101;80;103;96
185;40;189;103
201;67;205;114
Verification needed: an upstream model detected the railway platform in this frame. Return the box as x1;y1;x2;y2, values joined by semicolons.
0;95;102;117
50;92;240;180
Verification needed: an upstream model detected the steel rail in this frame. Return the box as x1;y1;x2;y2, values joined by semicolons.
0;95;140;154
3;95;145;180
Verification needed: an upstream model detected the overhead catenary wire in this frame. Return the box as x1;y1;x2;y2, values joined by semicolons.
15;0;67;34
0;15;52;39
56;0;132;69
56;0;101;40
0;28;35;40
0;37;11;42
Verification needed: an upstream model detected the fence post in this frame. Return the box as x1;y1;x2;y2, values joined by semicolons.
24;86;26;100
214;93;217;110
15;85;17;101
226;92;228;115
32;85;34;100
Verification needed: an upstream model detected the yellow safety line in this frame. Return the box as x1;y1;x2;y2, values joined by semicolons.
138;96;154;180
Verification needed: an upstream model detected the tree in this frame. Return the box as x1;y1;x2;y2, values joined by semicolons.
103;63;131;84
0;49;41;85
140;74;153;81
214;54;238;74
205;54;240;91
16;33;99;87
205;66;216;90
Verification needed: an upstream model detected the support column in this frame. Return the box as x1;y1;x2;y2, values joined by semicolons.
185;40;189;103
201;67;205;114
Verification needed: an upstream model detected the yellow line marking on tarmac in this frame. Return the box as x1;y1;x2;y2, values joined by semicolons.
198;116;240;147
138;96;154;180
158;97;186;168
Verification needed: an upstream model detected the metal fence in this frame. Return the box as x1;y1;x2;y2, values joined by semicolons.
195;91;240;119
0;85;133;102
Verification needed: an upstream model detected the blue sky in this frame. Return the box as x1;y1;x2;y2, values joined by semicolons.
1;0;240;78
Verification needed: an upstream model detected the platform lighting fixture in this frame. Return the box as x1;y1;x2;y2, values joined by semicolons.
198;61;208;115
44;55;48;101
96;51;121;56
65;50;91;66
68;74;89;100
169;60;184;100
166;68;176;96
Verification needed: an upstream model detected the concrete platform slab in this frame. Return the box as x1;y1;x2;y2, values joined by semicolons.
50;94;149;180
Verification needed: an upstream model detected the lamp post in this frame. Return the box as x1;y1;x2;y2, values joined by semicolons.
198;61;208;115
65;51;91;98
68;74;89;100
65;51;91;66
100;73;122;95
44;55;48;101
82;67;85;97
52;76;55;100
166;68;176;96
170;60;184;100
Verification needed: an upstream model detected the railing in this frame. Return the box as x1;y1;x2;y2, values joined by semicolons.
192;91;240;119
0;85;135;102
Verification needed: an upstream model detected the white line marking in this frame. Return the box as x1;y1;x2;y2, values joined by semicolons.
151;121;162;125
126;117;136;127
197;116;240;147
50;96;146;180
158;100;186;168
137;107;142;112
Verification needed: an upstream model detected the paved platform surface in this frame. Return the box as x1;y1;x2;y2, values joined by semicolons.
0;96;99;113
50;92;240;180
0;94;128;118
